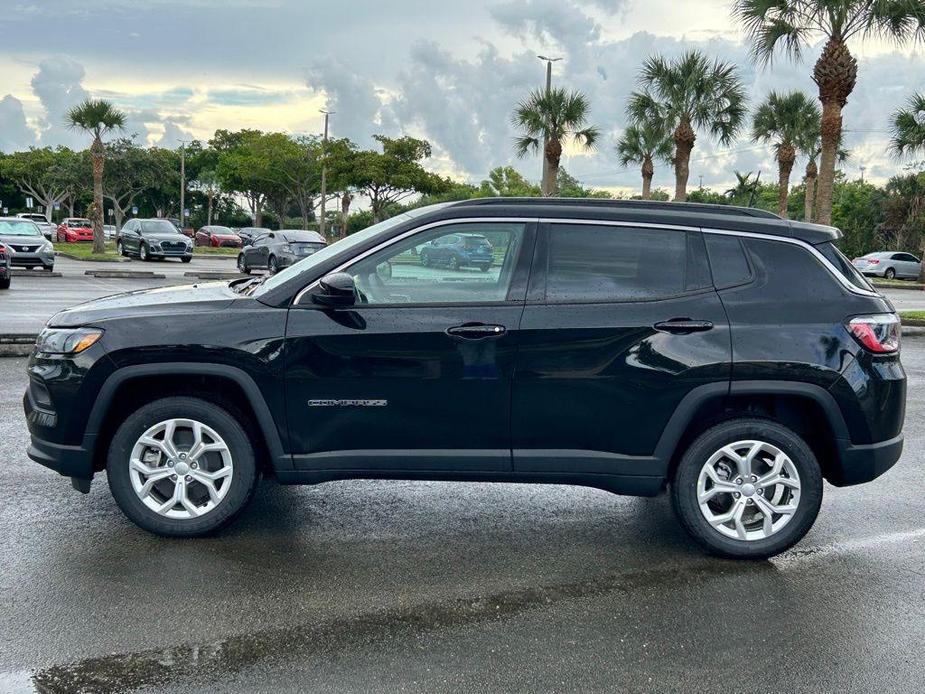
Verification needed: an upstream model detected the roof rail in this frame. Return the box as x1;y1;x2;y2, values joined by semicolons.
451;197;780;220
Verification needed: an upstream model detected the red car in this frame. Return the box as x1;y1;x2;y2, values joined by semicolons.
195;225;242;248
56;218;94;243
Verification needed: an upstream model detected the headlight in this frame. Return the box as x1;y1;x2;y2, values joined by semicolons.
35;328;103;355
281;244;293;254
41;242;53;252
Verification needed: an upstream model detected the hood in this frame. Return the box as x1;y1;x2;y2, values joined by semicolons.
0;234;47;246
212;233;240;240
48;281;238;328
144;232;190;243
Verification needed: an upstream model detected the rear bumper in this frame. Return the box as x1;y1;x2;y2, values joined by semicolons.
831;433;904;487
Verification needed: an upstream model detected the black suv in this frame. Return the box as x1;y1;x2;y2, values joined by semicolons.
23;199;905;559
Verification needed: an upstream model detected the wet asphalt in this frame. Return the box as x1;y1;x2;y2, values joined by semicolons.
1;344;924;693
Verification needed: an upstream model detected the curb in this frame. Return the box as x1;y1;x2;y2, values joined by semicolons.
56;251;130;263
11;269;63;278
84;270;166;279
871;281;924;291
0;335;36;357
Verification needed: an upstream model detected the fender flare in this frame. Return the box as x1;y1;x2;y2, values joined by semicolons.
653;379;851;464
85;362;289;469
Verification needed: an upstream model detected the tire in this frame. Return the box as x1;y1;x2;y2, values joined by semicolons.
268;255;279;275
237;254;250;274
420;252;430;267
0;277;9;290
106;397;259;537
884;267;896;280
116;240;125;256
479;264;491;272
140;243;150;261
670;418;823;560
181;256;192;263
25;265;35;271
448;255;459;271
44;265;53;272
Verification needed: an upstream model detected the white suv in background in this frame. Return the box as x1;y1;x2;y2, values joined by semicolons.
16;213;55;241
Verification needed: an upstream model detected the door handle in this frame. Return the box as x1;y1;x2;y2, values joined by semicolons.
446;323;507;340
653;319;714;334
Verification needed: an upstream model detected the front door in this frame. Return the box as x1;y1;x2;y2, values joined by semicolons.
285;220;535;473
512;221;731;477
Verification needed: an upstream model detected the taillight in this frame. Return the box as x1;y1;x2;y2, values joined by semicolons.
868;259;880;265
847;314;901;354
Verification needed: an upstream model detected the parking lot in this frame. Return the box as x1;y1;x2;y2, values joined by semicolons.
0;274;923;692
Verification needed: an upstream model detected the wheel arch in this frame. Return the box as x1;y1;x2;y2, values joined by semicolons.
657;381;849;484
86;363;289;475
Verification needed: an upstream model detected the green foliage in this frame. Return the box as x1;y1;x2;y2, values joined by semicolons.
479;166;540;197
890;92;925;160
66;99;126;143
752;91;819;153
513;88;599;157
615;122;673;167
556;169;613;198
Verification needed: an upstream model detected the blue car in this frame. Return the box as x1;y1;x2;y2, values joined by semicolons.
419;233;493;271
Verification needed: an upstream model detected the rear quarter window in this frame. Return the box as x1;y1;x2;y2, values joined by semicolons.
704;234;752;288
816;241;873;291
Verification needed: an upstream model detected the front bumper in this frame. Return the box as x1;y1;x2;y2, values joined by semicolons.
24;388;96;480
9;251;54;268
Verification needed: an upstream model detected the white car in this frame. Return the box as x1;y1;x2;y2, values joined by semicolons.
15;213;55;241
852;251;921;280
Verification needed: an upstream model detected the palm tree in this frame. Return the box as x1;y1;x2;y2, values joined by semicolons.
890;92;925;160
796;128;849;222
734;1;925;226
725;170;759;205
616;121;673;199
752;91;820;218
513;87;599;196
67;99;126;253
629;51;747;202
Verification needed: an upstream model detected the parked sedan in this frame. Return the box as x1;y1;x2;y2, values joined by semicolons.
0;241;10;289
56;218;94;243
16;213;55;241
852;251;921;280
195;225;242;248
117;218;193;262
0;217;55;271
236;229;326;274
237;226;271;247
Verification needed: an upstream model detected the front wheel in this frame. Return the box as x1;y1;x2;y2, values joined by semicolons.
106;397;259;537
116;240;125;256
268;255;279;275
0;277;10;290
139;243;150;261
670;418;822;559
237;254;250;274
447;255;459;271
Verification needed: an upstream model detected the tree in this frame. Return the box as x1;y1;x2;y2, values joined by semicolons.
251;133;323;230
193;168;221;226
212;129;273;226
512;88;599;196
890;92;925;160
0;147;78;221
735;0;925;226
479;166;541;197
352;135;449;222
796;127;849;222
630;51;747;202
616;121;673;199
725;171;760;205
102;140;167;231
752;91;820;218
66;99;126;252
556;169;613;198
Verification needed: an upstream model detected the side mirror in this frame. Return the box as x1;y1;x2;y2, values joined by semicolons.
311;272;357;307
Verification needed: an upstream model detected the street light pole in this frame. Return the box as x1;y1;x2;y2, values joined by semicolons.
319;109;334;238
178;139;190;229
537;55;562;197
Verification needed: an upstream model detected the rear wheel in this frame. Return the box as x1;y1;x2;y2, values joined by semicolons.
884;267;896;280
670;418;822;559
106;397;259;537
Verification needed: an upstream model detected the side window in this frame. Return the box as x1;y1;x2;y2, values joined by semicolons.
705;234;752;289
891;253;906;261
346;223;526;305
545;224;704;302
252;234;267;246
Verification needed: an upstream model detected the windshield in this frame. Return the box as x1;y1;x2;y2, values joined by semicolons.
0;220;43;237
141;220;179;234
68;220;91;227
208;227;232;235
249;204;451;298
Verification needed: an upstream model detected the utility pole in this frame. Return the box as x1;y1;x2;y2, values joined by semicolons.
178;139;190;229
859;164;866;183
537;55;562;196
319;109;334;238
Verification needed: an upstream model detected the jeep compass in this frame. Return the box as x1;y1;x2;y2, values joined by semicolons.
23;199;906;559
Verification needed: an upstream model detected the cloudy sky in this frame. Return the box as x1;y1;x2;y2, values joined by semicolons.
0;0;921;193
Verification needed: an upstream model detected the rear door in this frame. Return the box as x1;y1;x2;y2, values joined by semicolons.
511;221;730;477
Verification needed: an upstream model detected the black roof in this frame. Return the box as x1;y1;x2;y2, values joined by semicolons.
444;197;839;244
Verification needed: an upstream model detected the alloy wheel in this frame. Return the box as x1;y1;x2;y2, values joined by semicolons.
696;440;801;541
128;418;234;519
